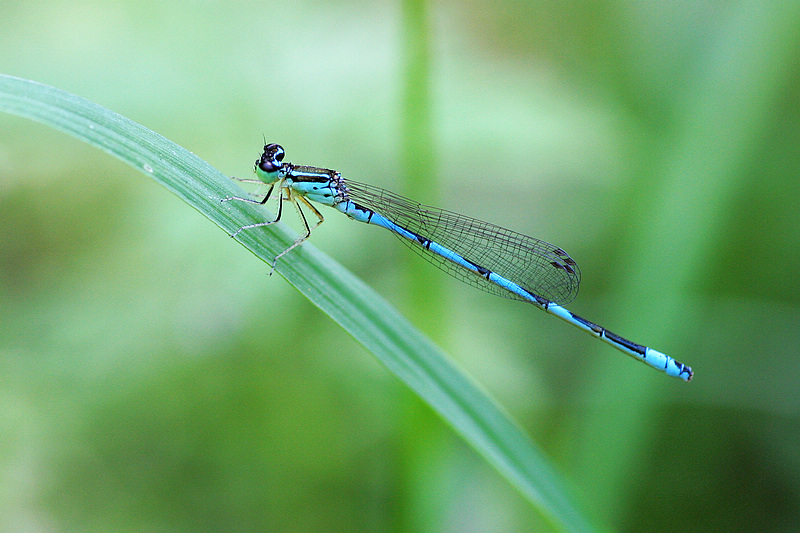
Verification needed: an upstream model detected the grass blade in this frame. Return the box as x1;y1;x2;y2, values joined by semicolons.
0;73;595;532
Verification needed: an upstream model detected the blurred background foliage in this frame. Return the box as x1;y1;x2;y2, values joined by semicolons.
1;0;799;531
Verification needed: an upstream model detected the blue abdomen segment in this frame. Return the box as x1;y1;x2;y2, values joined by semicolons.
544;303;693;380
336;199;542;303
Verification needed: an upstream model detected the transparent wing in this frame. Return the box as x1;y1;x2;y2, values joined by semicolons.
344;180;581;304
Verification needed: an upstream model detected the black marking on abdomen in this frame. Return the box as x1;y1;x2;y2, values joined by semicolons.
570;312;648;356
351;201;376;223
416;235;432;249
464;258;491;279
603;330;646;355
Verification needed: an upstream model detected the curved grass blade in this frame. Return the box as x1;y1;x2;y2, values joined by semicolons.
0;74;595;532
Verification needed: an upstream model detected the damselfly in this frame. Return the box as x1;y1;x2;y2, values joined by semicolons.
223;143;693;381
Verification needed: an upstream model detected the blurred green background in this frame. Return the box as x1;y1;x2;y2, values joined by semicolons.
2;0;799;531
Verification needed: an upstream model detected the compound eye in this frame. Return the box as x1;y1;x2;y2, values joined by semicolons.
259;143;285;173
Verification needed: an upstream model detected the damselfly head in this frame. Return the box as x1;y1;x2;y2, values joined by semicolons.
256;143;285;174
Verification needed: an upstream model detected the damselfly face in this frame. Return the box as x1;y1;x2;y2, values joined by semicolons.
254;143;286;183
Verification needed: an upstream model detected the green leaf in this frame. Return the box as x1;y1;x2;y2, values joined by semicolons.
0;73;595;532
